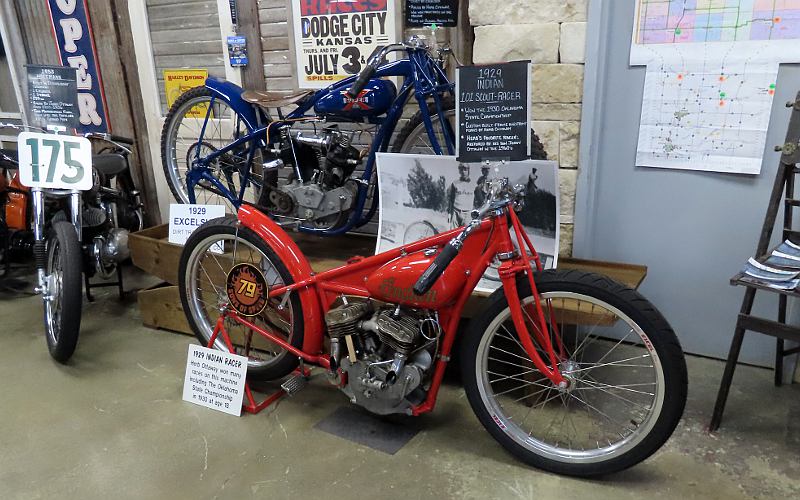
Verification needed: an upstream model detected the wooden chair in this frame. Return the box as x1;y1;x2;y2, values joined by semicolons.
710;93;800;431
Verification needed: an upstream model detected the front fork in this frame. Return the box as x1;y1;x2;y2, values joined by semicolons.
496;213;567;388
32;188;82;296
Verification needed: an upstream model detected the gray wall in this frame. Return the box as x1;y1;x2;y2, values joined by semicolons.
574;0;800;367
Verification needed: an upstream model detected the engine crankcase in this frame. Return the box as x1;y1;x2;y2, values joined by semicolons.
282;182;356;221
340;357;423;416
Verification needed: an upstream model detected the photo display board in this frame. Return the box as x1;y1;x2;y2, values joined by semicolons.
376;153;559;293
456;61;531;163
405;0;459;27
291;0;398;89
27;65;79;129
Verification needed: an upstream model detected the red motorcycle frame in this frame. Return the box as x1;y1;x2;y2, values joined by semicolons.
210;201;566;415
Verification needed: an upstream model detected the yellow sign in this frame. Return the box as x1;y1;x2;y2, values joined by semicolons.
164;69;208;117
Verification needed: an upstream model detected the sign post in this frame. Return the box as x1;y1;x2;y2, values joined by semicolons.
456;61;532;163
26;65;79;130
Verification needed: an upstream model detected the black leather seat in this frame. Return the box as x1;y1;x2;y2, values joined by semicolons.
93;153;127;178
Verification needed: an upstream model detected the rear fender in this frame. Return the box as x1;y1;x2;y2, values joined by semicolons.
204;78;262;131
236;204;324;354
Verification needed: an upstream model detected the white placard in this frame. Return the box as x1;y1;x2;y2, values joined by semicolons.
17;132;92;190
168;203;226;246
182;344;248;416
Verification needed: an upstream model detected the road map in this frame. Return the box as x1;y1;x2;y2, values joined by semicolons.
637;0;800;44
631;1;800;174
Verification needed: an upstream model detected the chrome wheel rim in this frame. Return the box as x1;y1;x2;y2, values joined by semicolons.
44;240;63;345
164;96;261;208
475;292;665;463
184;232;294;370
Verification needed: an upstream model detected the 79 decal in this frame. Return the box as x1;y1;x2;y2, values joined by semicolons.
17;132;93;191
225;263;269;317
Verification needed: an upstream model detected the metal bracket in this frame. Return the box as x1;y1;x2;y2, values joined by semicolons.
497;250;519;261
277;290;291;310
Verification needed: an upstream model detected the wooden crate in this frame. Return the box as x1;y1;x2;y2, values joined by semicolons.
129;225;182;285
129;224;647;332
137;284;191;335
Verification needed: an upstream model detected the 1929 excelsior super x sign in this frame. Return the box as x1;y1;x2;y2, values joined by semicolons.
46;0;110;133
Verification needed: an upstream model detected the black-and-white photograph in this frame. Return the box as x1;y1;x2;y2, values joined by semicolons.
376;153;559;293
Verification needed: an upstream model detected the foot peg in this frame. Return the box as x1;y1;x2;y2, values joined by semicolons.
280;373;308;396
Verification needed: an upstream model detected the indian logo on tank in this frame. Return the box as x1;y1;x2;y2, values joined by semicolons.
226;263;268;316
377;277;437;305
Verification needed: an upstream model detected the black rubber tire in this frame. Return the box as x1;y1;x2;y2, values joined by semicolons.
161;85;212;204
391;97;548;160
460;269;687;477
45;222;83;363
178;216;304;380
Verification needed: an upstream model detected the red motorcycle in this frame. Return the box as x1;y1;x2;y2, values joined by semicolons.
178;178;687;476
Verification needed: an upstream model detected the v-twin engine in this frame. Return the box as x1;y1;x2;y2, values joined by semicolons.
325;301;438;415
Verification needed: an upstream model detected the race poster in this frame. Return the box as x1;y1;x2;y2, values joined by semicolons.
291;0;398;89
163;69;208;117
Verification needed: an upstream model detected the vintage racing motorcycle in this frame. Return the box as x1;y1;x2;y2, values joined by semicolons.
177;177;688;476
1;125;142;362
160;34;546;235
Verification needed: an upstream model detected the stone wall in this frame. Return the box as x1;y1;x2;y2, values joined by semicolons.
470;0;588;255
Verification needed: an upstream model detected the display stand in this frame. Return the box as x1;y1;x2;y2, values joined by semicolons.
206;311;309;414
710;92;800;431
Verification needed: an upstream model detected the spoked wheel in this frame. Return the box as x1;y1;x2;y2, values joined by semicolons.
178;216;304;380
402;220;438;243
44;222;83;363
161;86;262;209
461;270;687;476
393;97;549;160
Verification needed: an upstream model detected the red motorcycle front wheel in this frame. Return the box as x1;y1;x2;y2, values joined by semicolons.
460;270;687;476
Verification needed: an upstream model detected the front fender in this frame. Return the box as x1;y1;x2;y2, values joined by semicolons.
204;78;261;131
237;204;324;354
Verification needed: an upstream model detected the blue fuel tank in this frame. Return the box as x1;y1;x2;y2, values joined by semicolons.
314;79;397;120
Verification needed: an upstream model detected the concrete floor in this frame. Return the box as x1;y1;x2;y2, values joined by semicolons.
0;267;799;500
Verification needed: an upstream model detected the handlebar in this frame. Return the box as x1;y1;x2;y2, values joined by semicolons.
413;240;460;295
84;132;134;145
0;123;134;152
346;64;377;98
345;35;453;98
83;132;133;154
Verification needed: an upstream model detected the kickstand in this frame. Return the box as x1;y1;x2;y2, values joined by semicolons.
208;313;310;414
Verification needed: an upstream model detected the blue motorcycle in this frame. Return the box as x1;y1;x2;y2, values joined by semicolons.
160;36;545;235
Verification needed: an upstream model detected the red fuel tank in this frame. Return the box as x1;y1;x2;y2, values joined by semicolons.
365;250;466;308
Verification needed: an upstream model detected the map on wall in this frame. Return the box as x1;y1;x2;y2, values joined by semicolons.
631;0;800;175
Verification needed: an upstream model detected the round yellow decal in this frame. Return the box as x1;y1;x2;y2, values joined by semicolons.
226;263;268;317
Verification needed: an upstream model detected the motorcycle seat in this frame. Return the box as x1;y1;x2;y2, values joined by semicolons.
241;90;313;108
93;153;127;178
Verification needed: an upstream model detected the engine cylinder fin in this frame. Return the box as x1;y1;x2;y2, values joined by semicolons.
325;301;373;338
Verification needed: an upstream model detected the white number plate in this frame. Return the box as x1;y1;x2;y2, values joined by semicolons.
17;132;93;191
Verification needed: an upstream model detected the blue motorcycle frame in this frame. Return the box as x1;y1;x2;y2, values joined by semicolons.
185;49;455;236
